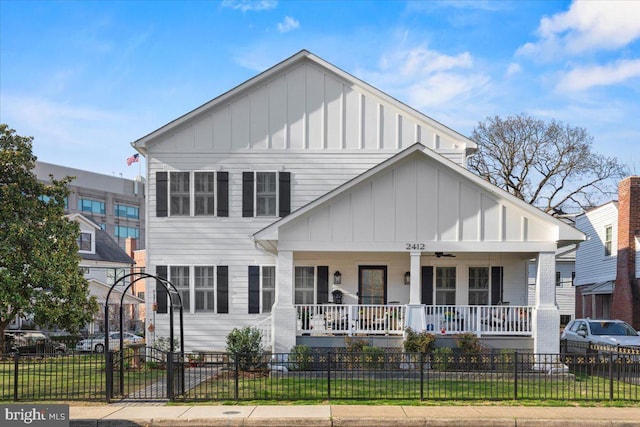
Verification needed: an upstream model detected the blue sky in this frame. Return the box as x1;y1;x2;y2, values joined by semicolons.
1;0;639;178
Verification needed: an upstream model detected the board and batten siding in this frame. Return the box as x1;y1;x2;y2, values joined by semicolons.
150;60;468;164
279;154;556;250
575;203;618;286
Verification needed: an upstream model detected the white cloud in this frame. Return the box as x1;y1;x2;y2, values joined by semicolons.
359;46;489;109
277;16;299;33
517;0;640;59
221;0;277;12
557;59;640;92
505;63;522;78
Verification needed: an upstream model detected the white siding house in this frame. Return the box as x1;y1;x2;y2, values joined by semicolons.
132;50;585;354
574;202;618;319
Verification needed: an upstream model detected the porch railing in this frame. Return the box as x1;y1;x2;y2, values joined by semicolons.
295;304;533;337
296;304;406;336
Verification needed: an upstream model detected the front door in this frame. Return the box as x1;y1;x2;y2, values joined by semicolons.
358;266;387;304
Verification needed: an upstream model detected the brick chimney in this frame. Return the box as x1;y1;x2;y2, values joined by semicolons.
612;176;640;328
125;237;137;257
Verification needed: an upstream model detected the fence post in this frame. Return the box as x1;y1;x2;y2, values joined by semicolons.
105;351;112;404
167;351;174;401
327;351;331;401
513;351;518;401
609;351;614;401
234;353;239;401
419;352;424;401
13;352;19;402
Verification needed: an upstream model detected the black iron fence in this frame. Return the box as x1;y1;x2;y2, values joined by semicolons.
1;342;640;402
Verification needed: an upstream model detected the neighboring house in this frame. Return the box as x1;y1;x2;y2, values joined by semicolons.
131;50;584;354
34;161;146;251
70;214;144;335
528;245;576;326
575;177;640;327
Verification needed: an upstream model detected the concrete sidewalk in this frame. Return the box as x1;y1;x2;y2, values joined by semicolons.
70;404;640;426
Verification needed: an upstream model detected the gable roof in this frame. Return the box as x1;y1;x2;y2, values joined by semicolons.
67;213;134;265
131;50;477;155
253;143;585;251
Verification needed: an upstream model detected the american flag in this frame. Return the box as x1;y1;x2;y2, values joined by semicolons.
126;153;139;166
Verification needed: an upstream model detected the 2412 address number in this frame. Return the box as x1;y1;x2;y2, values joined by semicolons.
405;243;425;250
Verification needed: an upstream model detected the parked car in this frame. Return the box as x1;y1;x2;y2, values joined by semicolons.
5;331;67;355
75;332;144;353
561;319;640;356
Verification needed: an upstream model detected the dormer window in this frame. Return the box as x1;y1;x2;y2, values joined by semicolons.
604;225;613;256
78;232;92;252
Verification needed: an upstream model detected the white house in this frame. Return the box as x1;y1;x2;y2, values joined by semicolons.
574;176;640;325
131;50;584;355
70;214;143;335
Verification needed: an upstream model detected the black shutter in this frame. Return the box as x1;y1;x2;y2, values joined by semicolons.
491;266;504;305
217;266;229;314
156;265;168;314
248;266;260;313
421;266;433;305
316;266;329;304
216;172;229;217
156;172;168;217
279;171;291;217
242;172;254;217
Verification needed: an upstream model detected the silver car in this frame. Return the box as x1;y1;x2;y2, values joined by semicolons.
562;319;640;356
75;332;144;353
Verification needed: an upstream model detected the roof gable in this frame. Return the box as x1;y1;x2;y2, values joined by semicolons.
132;50;476;159
254;143;584;252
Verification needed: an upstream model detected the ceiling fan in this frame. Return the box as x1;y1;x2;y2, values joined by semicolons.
435;252;456;258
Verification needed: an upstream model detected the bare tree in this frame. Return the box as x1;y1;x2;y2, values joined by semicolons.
467;114;627;214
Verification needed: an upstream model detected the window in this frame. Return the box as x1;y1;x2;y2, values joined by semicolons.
78;198;105;215
115;204;139;219
468;267;489;305
242;171;290;218
77;232;92;251
295;266;315;304
171;266;190;310
604;225;613;256
195;172;215;216
262;266;275;313
107;268;126;285
256;172;277;216
435;267;456;305
137;292;145;300
170;172;190;216
115;226;139;239
157;171;228;218
80;267;90;275
556;272;562;287
194;266;214;312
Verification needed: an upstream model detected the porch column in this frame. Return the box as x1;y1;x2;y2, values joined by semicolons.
533;251;559;354
271;250;297;353
408;251;422;304
406;251;427;332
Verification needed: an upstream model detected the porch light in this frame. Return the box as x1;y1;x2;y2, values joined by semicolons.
404;271;411;285
333;271;342;285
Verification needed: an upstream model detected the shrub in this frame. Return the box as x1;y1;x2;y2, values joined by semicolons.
291;345;312;370
403;328;436;353
456;333;483;355
362;345;386;370
432;347;453;371
226;327;264;371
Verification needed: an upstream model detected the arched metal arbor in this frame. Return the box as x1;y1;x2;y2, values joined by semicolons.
104;272;184;401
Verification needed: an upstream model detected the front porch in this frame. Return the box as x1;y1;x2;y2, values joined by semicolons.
295;304;533;337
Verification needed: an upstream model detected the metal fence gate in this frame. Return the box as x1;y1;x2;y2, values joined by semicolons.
106;347;184;402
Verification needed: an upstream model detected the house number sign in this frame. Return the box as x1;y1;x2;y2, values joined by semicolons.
405;243;425;250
